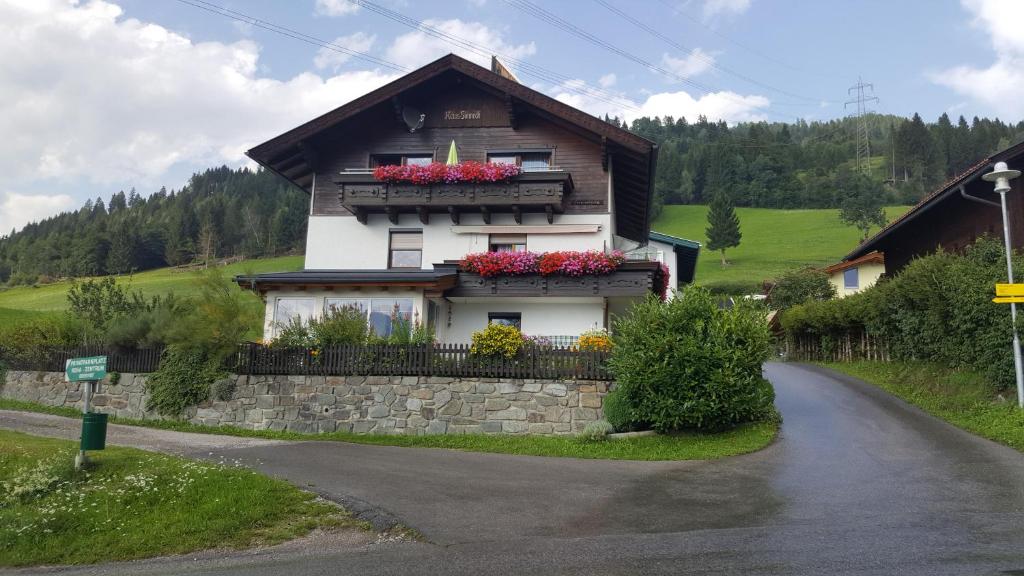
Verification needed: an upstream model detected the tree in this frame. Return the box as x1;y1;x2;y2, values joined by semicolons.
768;268;836;310
705;192;741;266
837;168;887;240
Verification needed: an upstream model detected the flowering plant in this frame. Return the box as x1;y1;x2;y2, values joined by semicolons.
373;161;520;185
576;328;613;352
469;323;526;358
657;263;671;301
460;250;626;278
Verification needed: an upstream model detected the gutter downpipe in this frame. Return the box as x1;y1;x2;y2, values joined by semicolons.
959;183;1001;208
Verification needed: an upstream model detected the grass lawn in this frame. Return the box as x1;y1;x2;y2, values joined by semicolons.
0;428;362;567
0;399;778;461
821;361;1024;452
652;205;910;293
0;255;302;315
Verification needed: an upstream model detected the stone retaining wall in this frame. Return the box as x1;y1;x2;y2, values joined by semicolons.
1;371;609;436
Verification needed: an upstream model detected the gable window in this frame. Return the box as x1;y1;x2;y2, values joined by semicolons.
487;150;552;172
389;231;422;268
844;268;859;289
325;297;413;337
489;233;527;253
371;153;434;167
488;312;522;330
273;297;315;335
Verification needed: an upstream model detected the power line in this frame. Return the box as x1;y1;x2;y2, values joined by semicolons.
845;77;879;176
172;0;409;73
593;0;829;104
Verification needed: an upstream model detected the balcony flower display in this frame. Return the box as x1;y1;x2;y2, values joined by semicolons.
459;250;626;278
373;161;521;185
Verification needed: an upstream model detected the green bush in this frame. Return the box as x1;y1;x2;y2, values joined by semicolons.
0;316;89;369
469;323;524;358
312;307;369;346
601;387;635;432
768;267;835;310
577;420;614;442
608;288;775;432
145;346;225;417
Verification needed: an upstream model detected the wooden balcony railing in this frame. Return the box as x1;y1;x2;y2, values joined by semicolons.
331;170;574;225
436;261;664;298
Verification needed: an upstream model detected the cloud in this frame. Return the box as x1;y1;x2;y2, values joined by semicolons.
661;49;715;78
313;32;377;71
385;19;536;69
0;191;75;235
930;0;1024;119
702;0;751;19
598;73;617;88
0;0;400;228
551;80;770;124
314;0;359;17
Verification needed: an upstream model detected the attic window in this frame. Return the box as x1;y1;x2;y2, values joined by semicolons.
371;153;433;167
487;150;552;172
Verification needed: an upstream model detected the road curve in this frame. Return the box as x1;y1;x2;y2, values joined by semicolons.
4;362;1024;575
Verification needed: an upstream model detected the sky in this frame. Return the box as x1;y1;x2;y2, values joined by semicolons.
1;0;1022;235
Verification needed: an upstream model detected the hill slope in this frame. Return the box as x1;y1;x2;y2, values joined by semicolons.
652;205;909;292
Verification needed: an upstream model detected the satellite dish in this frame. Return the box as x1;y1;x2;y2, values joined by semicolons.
402;106;426;132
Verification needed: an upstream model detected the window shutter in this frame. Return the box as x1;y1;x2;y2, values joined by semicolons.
390;232;423;250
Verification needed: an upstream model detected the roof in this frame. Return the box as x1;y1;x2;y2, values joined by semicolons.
846;139;1024;260
648;231;701;284
824;251;883;274
244;53;658;243
235;270;457;293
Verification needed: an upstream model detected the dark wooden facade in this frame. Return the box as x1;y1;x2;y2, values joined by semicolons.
444;262;663;298
246;54;657;243
848;142;1024;275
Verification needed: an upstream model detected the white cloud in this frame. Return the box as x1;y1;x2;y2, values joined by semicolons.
598;73;617;88
661;49;715;78
551;80;770;124
385;19;535;69
314;0;359;17
702;0;751;19
0;0;400;232
930;0;1024;119
0;191;75;235
313;32;377;71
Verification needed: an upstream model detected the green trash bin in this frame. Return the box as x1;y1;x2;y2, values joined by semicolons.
81;412;108;451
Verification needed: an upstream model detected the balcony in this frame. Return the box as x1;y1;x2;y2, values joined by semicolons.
435;261;665;298
332;170;574;225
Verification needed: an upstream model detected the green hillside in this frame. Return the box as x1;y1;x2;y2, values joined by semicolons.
653;205;910;292
0;256;302;322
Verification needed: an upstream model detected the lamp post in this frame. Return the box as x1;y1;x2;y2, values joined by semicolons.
982;161;1023;407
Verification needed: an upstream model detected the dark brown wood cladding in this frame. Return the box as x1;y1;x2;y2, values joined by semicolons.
449;268;657;298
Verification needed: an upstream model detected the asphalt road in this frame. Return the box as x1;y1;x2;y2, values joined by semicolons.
4;362;1024;575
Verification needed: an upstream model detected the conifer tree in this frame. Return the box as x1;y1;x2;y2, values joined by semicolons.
705;192;741;266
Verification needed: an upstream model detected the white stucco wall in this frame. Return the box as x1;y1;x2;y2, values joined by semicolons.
442;297;605;344
304;212;613;270
647;239;679;300
828;261;885;298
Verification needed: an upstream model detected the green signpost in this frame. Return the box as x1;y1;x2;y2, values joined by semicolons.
66;356;108;469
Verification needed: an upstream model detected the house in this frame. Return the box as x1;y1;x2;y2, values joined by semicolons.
844;140;1024;275
235;54;698;344
823;251;884;297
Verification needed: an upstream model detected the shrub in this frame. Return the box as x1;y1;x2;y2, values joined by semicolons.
608;288;775;432
469;324;524;358
103;294;188;349
67;277;148;336
212;377;236;401
0;315;89;369
577;420;614;442
768;267;836;310
577;328;612;352
311;307;369;346
272;317;314;348
601;387;635;431
145;346;225;417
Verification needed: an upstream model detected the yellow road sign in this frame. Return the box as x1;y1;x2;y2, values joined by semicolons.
996;283;1024;297
993;296;1024;304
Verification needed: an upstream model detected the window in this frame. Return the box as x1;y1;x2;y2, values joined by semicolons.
274;298;315;334
486;150;552;172
325;297;414;337
844;268;859;289
371;153;433;167
389;231;422;268
489;233;527;253
488;312;522;330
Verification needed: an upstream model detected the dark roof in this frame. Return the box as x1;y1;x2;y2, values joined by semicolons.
245;53;658;243
823;251;883;274
846;139;1024;260
235;269;457;292
649;231;701;284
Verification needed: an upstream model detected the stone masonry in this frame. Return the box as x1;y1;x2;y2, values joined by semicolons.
1;371;609;436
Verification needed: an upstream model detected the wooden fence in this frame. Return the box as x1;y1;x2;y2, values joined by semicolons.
785;331;891;363
0;343;613;380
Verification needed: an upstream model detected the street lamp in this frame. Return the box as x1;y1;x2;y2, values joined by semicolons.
982;161;1023;407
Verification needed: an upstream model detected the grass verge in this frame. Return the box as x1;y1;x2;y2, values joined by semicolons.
0;429;364;567
0;398;778;461
821;361;1024;452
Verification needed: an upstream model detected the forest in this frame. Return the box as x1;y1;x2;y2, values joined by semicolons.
2;111;1022;286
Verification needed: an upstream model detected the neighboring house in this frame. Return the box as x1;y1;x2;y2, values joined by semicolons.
823;251;884;297
236;54;698;344
845;140;1024;275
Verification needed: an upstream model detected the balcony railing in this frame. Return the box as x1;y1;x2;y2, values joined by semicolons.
332;170;574;225
436;261;664;298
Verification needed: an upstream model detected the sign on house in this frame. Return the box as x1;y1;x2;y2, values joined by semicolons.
65;356;107;382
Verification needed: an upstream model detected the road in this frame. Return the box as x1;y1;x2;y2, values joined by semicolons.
3;362;1024;575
